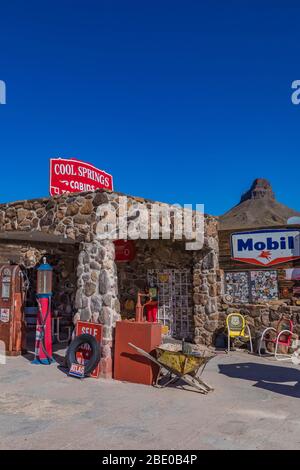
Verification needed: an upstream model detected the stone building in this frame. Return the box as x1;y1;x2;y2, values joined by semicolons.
0;189;221;377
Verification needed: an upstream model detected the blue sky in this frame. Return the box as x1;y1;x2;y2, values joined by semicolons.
0;0;300;215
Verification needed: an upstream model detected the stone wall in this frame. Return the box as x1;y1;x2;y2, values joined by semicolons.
0;190;219;246
220;301;300;342
74;239;120;376
0;193;101;243
193;217;223;345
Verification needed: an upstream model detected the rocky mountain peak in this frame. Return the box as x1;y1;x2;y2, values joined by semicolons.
240;178;275;203
219;178;300;230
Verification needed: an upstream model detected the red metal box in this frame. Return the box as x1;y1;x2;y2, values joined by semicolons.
114;321;162;385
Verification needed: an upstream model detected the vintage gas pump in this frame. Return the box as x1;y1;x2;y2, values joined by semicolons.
0;265;26;355
32;257;54;365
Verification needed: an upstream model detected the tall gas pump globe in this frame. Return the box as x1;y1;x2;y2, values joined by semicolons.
32;257;54;364
37;257;53;296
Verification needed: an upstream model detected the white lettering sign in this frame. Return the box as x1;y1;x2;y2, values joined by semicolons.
231;229;300;267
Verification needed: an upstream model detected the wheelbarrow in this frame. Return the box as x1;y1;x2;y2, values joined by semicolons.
128;343;215;394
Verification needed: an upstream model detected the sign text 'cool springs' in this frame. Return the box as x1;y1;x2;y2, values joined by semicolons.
50;158;113;196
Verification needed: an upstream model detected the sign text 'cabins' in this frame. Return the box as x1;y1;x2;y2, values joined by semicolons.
231;229;300;267
50;158;113;197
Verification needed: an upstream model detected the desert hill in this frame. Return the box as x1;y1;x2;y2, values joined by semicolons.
219;178;300;230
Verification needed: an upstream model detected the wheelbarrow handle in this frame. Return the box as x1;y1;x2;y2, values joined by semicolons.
128;342;163;368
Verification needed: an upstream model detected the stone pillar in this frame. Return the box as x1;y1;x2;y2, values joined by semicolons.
193;247;222;346
74;239;120;378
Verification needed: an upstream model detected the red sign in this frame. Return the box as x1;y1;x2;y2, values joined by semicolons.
75;321;103;379
50;158;113;196
114;240;136;262
69;363;85;379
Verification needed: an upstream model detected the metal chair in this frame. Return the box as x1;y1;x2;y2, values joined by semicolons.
226;313;253;353
259;317;295;361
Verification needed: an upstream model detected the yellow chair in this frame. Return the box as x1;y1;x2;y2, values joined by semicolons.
226;313;253;353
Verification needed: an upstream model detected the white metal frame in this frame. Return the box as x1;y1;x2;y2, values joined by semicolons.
147;269;193;339
258;327;294;361
227;322;253;353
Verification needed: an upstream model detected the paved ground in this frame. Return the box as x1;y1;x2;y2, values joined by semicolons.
1;346;300;450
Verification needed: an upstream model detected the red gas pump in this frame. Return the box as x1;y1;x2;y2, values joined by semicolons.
0;265;26;355
32;258;54;365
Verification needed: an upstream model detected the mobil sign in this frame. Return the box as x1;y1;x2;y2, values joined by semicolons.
50;158;113;196
231;229;300;267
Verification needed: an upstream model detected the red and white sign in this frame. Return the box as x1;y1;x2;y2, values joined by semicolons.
69;363;85;379
75;321;103;379
231;229;300;267
0;308;10;323
50;158;113;196
114;240;136;262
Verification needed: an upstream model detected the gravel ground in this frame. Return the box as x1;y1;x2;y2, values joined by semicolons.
1;347;300;450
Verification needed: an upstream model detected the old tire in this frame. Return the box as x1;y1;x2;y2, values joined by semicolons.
66;333;101;376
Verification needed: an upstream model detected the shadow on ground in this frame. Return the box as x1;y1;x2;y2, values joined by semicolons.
22;331;69;373
219;362;300;398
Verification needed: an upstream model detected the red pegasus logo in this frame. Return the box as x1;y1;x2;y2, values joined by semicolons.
258;250;272;261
